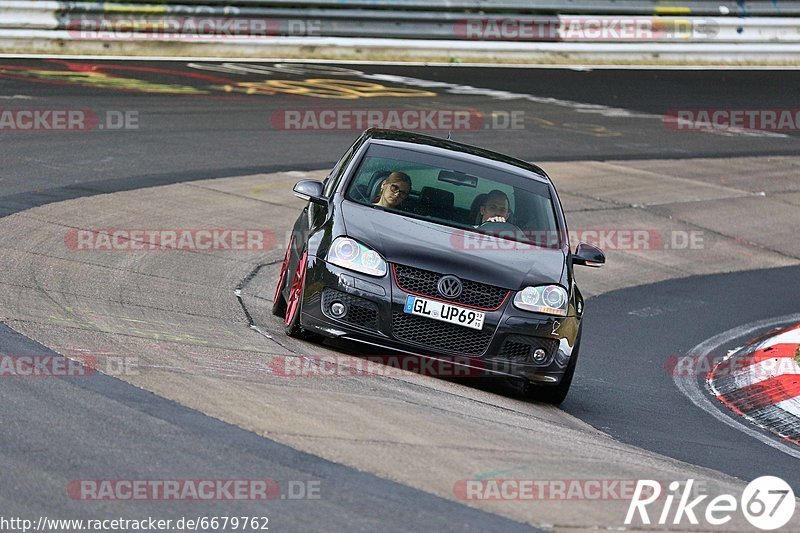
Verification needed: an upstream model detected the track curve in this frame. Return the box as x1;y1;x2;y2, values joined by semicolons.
1;57;799;530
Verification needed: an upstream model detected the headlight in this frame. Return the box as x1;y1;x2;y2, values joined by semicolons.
513;285;569;316
327;237;387;277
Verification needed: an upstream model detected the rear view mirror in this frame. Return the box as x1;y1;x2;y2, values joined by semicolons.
572;242;605;267
438;170;478;187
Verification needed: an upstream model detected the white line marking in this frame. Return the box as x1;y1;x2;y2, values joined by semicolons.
673;313;800;459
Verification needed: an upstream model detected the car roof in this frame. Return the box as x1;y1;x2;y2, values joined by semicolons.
361;129;551;185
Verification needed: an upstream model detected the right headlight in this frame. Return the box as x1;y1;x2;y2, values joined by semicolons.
326;237;387;277
513;285;569;316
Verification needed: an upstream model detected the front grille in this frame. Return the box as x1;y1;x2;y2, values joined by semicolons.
393;264;509;310
322;289;379;331
494;335;559;365
391;312;493;356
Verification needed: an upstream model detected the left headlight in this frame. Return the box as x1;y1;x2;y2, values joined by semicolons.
327;237;387;277
513;285;569;316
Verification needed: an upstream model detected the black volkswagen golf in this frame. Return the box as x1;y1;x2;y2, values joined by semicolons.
273;129;604;403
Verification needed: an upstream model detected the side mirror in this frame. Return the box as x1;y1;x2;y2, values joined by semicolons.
572;242;605;267
293;180;327;205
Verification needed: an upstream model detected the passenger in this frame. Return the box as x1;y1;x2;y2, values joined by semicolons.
478;189;511;224
374;171;412;209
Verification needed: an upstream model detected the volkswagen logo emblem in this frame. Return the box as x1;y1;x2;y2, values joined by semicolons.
437;275;463;299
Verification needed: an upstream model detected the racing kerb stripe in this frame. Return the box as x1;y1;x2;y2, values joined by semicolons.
711;344;800;395
707;324;800;444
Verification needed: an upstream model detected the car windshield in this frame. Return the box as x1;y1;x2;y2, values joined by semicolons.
344;143;561;247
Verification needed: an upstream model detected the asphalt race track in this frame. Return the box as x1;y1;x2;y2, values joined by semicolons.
2;59;799;212
1;58;799;530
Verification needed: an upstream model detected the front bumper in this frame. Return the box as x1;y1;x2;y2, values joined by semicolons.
300;257;580;385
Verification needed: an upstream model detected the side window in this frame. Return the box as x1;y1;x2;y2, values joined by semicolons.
515;188;557;240
323;140;360;197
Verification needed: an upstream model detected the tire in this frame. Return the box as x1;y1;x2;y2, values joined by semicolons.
271;237;294;317
282;249;324;342
525;328;582;405
284;249;307;337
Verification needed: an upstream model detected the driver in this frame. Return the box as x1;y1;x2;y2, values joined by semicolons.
478;189;511;224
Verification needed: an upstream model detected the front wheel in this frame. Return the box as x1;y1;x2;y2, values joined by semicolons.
284;250;307;337
525;329;581;405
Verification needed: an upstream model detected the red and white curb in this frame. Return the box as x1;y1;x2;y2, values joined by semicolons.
708;323;800;445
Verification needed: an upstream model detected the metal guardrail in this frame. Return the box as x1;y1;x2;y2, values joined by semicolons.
1;1;800;61
3;1;800;41
47;1;800;16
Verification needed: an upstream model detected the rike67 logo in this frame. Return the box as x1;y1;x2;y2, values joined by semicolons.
625;477;796;530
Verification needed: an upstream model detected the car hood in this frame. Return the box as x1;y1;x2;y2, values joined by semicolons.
341;201;565;289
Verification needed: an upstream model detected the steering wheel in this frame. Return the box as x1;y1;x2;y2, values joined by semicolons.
478;220;521;232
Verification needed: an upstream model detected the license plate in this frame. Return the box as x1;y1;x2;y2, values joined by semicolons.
403;295;485;330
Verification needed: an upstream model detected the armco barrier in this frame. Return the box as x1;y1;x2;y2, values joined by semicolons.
1;1;800;61
32;1;800;17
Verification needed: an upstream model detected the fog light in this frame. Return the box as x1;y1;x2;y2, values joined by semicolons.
330;301;347;318
532;348;547;363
